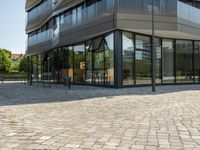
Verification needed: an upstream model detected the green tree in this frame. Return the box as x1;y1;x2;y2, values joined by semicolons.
19;56;30;73
0;49;12;73
12;62;19;72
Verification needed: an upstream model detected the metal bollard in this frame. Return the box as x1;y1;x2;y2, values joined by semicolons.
64;77;71;90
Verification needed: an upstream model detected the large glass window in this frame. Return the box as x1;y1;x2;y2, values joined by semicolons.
68;46;74;82
32;56;38;82
135;35;151;85
143;0;153;15
85;33;114;86
97;0;105;15
86;41;92;84
105;33;114;85
77;5;83;23
106;0;114;10
93;42;105;85
73;44;85;84
60;14;64;25
118;0;176;16
155;38;162;83
122;32;135;85
162;39;175;83
37;55;42;82
86;0;96;18
64;11;72;27
41;54;47;83
47;50;55;83
58;47;68;83
72;9;77;25
53;49;61;83
144;0;168;15
194;41;200;83
136;35;151;50
176;40;193;83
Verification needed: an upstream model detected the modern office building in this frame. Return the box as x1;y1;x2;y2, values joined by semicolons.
26;0;200;88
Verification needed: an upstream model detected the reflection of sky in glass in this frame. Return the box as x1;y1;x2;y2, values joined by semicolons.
74;45;85;53
163;41;173;49
74;45;85;52
105;34;114;50
136;35;151;50
123;35;134;54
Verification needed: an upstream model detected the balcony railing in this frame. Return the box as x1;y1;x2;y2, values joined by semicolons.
28;0;52;21
52;0;63;9
59;0;114;32
178;1;200;24
27;0;200;48
28;29;53;46
117;0;177;16
27;0;114;48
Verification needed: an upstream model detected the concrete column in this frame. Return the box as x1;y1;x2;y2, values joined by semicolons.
114;30;123;88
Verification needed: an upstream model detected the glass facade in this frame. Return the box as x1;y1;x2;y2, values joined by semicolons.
122;32;135;85
91;33;114;85
37;55;42;83
32;56;38;82
57;47;68;83
176;40;193;83
68;46;74;82
93;41;105;85
194;41;200;83
73;44;85;84
105;34;114;85
155;38;162;84
86;41;92;84
117;0;177;16
29;30;200;87
135;35;152;85
30;32;114;86
28;0;52;21
162;39;175;83
28;0;114;46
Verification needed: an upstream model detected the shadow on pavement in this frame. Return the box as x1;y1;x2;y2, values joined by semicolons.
0;83;200;106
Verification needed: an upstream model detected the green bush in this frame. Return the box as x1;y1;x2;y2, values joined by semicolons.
19;56;30;73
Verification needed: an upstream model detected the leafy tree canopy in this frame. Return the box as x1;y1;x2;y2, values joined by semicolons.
0;49;12;73
18;56;30;73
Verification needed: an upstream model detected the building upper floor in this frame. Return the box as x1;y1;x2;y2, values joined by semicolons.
26;0;200;55
26;0;200;31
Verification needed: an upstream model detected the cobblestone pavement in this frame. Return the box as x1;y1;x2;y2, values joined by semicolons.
0;83;200;150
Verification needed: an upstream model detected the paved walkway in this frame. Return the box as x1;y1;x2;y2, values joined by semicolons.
0;84;200;150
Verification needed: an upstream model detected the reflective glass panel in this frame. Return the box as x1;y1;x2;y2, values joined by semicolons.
122;32;135;85
86;41;92;84
155;38;162;83
136;35;151;50
105;33;114;85
162;39;175;83
194;41;200;83
135;34;151;85
93;42;104;85
176;40;193;83
68;46;74;82
74;44;85;84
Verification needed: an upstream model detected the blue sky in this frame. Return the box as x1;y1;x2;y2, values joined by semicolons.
0;0;26;54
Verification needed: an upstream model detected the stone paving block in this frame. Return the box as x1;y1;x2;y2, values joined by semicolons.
0;84;200;149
